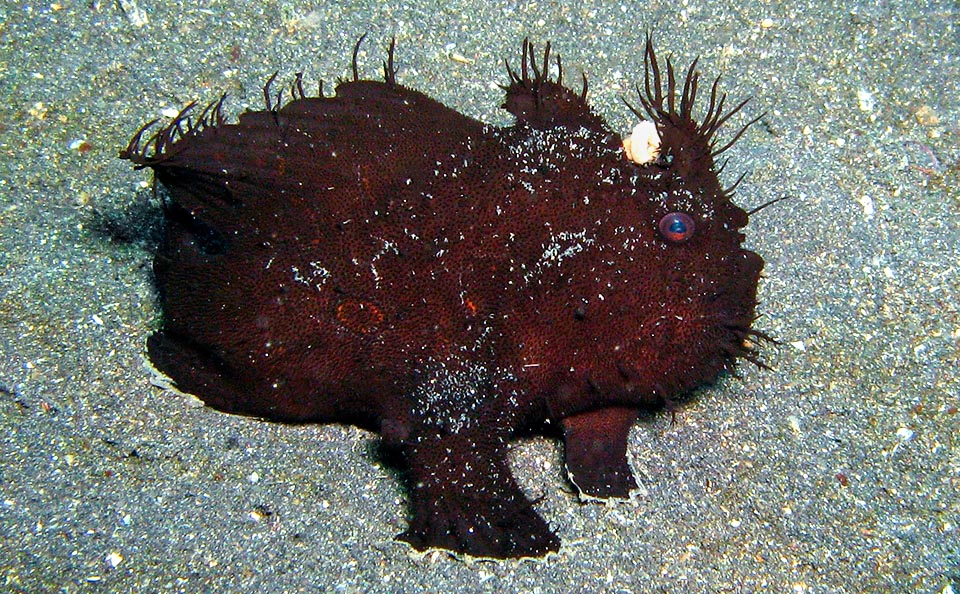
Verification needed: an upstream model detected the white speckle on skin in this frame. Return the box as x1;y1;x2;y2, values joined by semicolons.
522;229;595;284
410;354;500;433
291;261;331;291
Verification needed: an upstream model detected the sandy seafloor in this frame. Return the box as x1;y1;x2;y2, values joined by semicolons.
0;0;957;592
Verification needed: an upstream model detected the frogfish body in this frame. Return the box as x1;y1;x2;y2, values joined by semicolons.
121;37;767;559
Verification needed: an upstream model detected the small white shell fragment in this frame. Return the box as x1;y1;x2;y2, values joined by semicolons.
622;120;661;165
105;551;123;568
118;0;148;27
857;89;876;112
896;427;915;441
787;415;802;434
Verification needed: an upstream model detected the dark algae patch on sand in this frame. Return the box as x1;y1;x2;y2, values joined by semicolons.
120;37;770;559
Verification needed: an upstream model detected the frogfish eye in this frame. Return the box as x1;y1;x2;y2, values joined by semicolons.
658;212;696;243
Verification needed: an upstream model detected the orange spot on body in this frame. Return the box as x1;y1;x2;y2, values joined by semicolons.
336;299;384;333
464;297;478;316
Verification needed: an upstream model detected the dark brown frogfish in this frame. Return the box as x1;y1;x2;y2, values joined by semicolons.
121;37;769;560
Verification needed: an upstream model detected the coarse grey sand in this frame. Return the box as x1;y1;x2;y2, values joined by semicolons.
1;1;957;592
